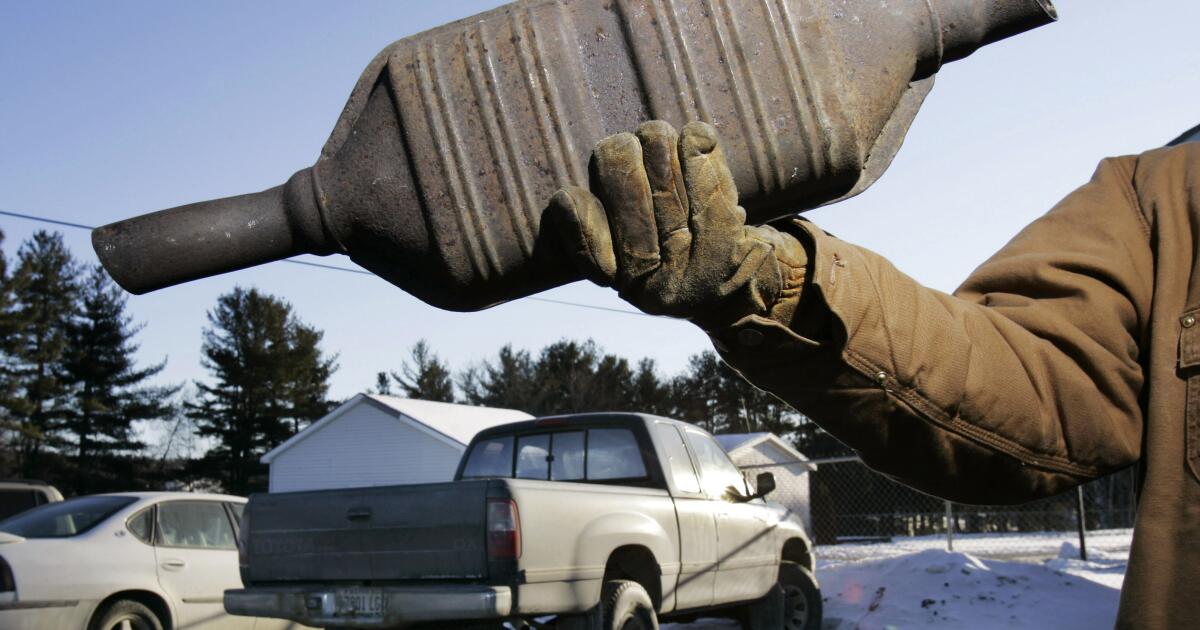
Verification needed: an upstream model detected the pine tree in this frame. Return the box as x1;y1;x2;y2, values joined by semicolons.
668;350;808;438
629;358;673;417
390;340;455;402
0;229;16;475
371;372;393;396
59;266;178;493
459;345;542;411
188;287;336;494
5;231;79;477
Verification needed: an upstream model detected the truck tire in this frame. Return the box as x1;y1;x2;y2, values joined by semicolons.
88;599;164;630
558;579;659;630
741;562;822;630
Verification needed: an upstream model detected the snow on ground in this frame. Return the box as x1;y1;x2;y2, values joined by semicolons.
816;547;1124;629
666;533;1130;629
819;529;1134;566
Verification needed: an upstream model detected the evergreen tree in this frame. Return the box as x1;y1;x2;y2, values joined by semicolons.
670;352;725;433
5;231;79;477
188;287;336;494
671;350;807;439
370;371;393;396
0;229;16;475
459;345;542;411
59;266;178;493
629;358;673;417
389;340;455;402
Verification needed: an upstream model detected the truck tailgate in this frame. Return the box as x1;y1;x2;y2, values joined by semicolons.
243;481;490;583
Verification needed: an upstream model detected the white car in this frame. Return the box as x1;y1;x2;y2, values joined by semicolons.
0;491;306;630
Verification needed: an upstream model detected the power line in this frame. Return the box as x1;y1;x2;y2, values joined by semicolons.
0;207;658;319
0;209;94;231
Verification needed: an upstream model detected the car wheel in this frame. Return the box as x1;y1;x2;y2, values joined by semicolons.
89;599;164;630
558;580;659;630
742;562;822;630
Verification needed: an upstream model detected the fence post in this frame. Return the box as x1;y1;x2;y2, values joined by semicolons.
945;501;955;552
1076;485;1089;561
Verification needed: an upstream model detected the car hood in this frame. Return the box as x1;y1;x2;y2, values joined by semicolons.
0;532;24;545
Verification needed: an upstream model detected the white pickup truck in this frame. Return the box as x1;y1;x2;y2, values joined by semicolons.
225;413;820;629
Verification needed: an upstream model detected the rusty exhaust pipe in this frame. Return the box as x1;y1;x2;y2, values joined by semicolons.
93;0;1056;310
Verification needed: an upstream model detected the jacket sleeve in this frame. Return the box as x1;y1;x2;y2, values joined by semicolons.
709;156;1153;504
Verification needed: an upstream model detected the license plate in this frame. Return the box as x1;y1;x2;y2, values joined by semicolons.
333;588;386;618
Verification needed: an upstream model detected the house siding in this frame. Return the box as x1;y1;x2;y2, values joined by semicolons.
269;403;464;493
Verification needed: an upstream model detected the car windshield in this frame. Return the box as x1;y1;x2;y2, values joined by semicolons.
0;495;137;538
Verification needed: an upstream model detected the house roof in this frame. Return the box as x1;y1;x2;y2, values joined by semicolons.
261;394;533;464
715;432;815;470
365;395;533;445
1169;122;1200;146
715;432;771;452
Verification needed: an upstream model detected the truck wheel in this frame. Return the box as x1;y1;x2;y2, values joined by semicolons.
602;580;659;630
88;599;164;630
742;562;822;630
558;580;659;630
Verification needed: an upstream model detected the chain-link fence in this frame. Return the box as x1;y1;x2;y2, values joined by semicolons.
738;456;1135;564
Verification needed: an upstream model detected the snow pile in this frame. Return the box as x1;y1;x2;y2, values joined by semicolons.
665;544;1128;629
819;548;1122;629
1043;542;1128;590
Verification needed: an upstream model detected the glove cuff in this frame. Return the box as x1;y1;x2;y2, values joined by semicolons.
700;217;831;343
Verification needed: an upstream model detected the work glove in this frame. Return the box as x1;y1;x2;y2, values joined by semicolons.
548;120;810;332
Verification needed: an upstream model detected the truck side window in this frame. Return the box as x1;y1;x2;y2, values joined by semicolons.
587;428;647;480
655;423;701;493
462;436;515;478
685;430;748;500
551;431;585;481
516;434;551;479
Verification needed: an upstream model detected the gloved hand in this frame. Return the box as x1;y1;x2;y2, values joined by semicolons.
548;120;810;331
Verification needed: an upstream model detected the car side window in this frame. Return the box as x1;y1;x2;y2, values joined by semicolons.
157;501;237;550
227;502;245;527
655;423;701;493
127;507;154;544
685;430;748;500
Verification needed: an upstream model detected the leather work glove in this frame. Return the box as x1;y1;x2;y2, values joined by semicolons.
548;120;810;332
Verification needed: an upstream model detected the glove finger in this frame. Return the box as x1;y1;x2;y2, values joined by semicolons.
636;120;691;266
592;132;661;285
548;186;617;286
678;121;744;252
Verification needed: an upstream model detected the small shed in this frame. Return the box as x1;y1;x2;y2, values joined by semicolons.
261;394;533;493
716;432;816;533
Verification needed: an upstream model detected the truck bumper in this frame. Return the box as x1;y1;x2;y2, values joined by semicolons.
225;584;512;628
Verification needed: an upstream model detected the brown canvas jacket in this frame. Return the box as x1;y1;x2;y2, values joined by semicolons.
710;142;1200;629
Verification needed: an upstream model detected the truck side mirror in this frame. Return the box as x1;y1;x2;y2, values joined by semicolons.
754;472;776;499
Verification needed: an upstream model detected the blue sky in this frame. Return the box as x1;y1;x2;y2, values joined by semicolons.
1;0;1197;400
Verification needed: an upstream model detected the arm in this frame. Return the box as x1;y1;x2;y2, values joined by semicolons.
550;121;1151;504
713;155;1152;502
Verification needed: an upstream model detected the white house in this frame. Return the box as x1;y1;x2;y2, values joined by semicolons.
715;432;816;533
261;394;533;493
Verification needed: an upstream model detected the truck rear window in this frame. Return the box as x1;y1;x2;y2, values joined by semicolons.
462;436;515;478
462;428;647;482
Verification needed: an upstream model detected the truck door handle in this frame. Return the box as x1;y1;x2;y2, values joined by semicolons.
346;507;372;521
161;559;187;570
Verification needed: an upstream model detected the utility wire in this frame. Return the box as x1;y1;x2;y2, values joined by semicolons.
0;207;658;318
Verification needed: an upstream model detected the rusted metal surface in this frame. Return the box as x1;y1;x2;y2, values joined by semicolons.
93;0;1057;310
